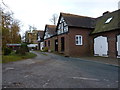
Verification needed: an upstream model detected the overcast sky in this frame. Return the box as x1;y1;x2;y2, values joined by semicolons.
1;0;120;36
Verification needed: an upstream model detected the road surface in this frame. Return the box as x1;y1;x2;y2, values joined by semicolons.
2;51;119;88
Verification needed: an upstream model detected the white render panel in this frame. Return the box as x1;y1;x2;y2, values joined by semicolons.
117;35;120;57
41;42;44;51
94;36;108;56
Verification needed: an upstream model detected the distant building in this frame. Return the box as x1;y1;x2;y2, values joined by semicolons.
91;10;120;58
43;24;56;52
37;30;44;50
25;30;38;44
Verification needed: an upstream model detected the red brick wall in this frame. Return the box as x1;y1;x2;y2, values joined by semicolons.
44;36;58;52
90;29;120;58
57;34;69;56
44;39;50;50
44;29;120;58
68;27;93;57
50;36;58;51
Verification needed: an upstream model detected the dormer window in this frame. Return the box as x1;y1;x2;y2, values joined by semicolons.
57;17;68;35
105;17;113;24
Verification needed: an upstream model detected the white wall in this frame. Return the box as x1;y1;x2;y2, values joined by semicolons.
117;35;120;57
40;42;44;51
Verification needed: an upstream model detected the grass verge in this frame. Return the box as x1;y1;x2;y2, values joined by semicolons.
0;55;2;63
2;52;37;63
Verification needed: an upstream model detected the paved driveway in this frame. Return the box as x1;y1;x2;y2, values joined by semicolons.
2;51;119;88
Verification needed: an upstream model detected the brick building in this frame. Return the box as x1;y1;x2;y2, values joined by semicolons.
55;13;96;57
91;9;120;58
42;9;120;58
43;24;56;52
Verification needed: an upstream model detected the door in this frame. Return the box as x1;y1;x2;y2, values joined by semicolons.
117;35;120;57
38;42;40;50
55;39;58;51
41;42;44;50
94;36;108;56
61;37;65;52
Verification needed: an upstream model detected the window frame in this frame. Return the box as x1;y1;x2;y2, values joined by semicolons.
105;17;113;24
75;35;83;45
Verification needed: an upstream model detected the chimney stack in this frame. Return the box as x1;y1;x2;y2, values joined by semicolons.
103;11;110;16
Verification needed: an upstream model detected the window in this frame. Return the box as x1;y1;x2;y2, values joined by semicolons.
44;41;47;47
64;26;68;32
57;30;61;35
48;40;50;47
105;17;113;24
75;35;83;45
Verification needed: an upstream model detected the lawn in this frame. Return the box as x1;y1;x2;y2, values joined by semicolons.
2;52;37;63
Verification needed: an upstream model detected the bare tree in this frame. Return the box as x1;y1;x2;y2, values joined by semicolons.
28;25;37;32
50;14;58;25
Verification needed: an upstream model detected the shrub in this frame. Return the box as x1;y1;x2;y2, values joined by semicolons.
42;47;48;52
16;43;29;55
3;47;12;55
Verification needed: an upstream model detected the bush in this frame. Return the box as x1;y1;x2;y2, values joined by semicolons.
16;43;29;55
16;48;21;54
3;47;12;55
42;47;48;52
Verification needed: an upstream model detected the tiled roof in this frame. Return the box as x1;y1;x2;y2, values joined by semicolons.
37;30;44;38
60;12;96;29
92;9;120;34
45;24;56;36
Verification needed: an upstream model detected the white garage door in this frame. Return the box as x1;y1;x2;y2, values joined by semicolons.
94;36;108;57
117;35;120;58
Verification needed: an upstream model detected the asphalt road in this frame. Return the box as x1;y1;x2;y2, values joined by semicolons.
2;51;119;88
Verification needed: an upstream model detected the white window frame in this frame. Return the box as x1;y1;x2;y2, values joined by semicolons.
75;35;83;45
105;17;113;24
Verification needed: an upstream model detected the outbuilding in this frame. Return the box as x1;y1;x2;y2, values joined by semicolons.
91;10;120;58
43;24;56;52
56;12;96;57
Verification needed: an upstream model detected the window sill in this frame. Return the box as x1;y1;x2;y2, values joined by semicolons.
75;44;83;46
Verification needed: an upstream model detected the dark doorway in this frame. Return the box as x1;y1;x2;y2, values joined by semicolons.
61;37;65;52
44;41;47;47
48;40;50;47
38;42;40;50
55;39;58;51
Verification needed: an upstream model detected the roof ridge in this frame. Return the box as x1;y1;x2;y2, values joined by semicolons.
46;24;56;26
37;30;44;31
61;12;95;19
37;31;44;33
